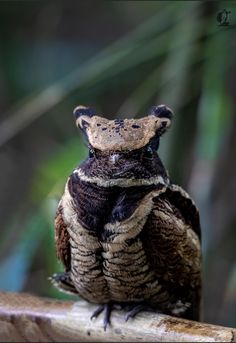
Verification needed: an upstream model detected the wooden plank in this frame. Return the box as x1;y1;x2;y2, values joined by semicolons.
0;291;235;342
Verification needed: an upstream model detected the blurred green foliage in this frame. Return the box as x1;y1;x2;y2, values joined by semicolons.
0;0;236;327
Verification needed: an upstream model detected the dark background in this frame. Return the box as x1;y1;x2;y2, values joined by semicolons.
0;0;236;328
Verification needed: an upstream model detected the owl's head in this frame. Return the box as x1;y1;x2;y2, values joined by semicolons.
73;105;173;153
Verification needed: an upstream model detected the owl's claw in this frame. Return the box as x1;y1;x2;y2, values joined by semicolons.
90;303;114;331
90;304;105;320
125;304;153;321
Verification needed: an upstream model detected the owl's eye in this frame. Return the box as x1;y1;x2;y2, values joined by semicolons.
143;146;153;158
89;147;95;158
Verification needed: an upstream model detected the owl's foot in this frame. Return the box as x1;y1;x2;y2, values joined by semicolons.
49;272;78;295
125;303;154;321
91;303;121;331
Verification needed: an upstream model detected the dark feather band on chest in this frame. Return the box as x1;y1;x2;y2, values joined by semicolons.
67;172;164;232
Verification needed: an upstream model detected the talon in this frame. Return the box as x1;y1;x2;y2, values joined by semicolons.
103;303;113;331
125;304;153;322
90;305;105;320
90;303;114;331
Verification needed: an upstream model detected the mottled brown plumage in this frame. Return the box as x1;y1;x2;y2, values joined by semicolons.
51;105;201;329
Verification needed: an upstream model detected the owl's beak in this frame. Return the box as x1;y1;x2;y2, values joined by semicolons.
110;153;121;164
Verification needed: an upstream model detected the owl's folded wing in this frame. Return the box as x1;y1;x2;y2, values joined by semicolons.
54;202;71;272
141;184;201;320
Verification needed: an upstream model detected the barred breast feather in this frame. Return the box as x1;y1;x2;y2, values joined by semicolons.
55;172;201;320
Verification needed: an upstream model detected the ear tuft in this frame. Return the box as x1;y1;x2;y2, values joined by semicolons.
73;105;96;119
148;105;173;136
148;104;173;120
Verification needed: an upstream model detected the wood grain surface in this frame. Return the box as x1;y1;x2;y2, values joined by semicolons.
0;291;235;342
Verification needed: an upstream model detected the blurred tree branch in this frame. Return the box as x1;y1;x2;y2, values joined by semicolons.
0;291;235;342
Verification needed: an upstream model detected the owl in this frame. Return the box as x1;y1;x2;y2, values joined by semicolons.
51;105;201;330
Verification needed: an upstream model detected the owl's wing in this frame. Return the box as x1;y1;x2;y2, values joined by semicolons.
54;201;71;272
141;184;201;320
166;184;201;241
